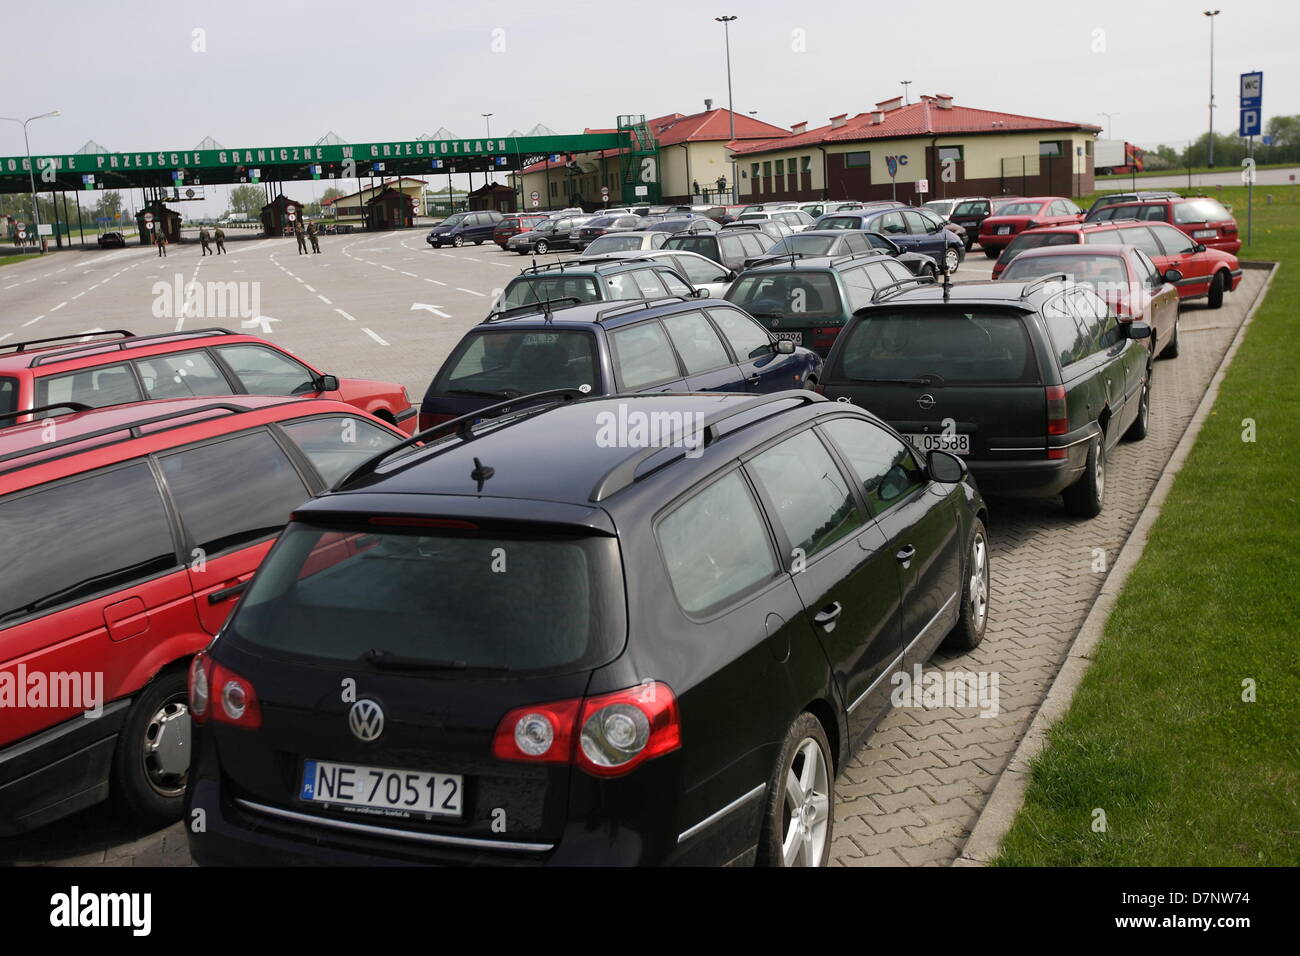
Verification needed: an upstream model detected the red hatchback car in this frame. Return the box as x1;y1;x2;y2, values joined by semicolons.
0;396;406;834
493;213;550;249
991;220;1243;308
0;328;417;433
1084;195;1241;254
978;196;1084;257
998;244;1182;359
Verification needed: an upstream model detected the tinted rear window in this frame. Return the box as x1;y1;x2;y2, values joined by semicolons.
952;201;989;217
818;217;860;230
1001;253;1128;286
763;234;834;256
435;330;599;395
838;309;1040;385
664;236;718;258
1174;199;1232;223
585;235;645;253
727;272;842;319
226;523;625;674
501;275;600;310
1001;232;1079;263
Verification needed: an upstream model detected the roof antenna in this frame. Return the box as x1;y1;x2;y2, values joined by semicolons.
471;456;495;493
940;259;952;301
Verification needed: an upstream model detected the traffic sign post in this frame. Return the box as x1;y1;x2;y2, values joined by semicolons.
1240;71;1262;246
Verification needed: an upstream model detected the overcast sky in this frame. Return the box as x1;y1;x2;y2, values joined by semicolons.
3;0;1293;215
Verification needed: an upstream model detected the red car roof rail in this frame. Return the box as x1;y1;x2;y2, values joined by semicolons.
0;329;135;355
26;327;239;368
0;400;266;475
0;402;93;428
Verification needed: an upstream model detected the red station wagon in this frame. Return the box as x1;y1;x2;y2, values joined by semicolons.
1084;196;1241;254
978;196;1084;257
0;328;418;434
991;220;1243;308
493;213;550;249
0;397;406;834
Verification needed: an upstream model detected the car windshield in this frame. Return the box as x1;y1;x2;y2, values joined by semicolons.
1000;232;1079;264
726;272;842;318
584;216;617;228
839;309;1040;385
434;329;600;395
585;234;645;254
995;202;1046;217
763;235;835;256
440;214;467;226
817;216;860;230
953;201;989;217
924;201;955;217
1001;253;1128;286
500;275;601;310
225;522;625;675
663;236;717;257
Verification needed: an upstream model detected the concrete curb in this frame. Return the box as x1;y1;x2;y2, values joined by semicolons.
954;259;1281;867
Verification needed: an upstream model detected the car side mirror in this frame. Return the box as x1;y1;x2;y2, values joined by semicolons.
926;449;966;483
1193;242;1207;253
774;339;796;354
692;288;711;298
1163;269;1183;283
1125;321;1152;340
316;374;340;392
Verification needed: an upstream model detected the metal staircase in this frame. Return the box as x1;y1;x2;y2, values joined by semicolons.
617;115;661;204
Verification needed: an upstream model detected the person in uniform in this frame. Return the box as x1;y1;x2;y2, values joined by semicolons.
307;220;320;254
199;225;212;256
155;225;167;257
214;225;226;254
294;220;308;255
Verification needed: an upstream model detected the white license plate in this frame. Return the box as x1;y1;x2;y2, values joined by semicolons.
996;225;1011;235
773;331;803;344
300;759;463;816
907;432;970;455
1192;229;1217;239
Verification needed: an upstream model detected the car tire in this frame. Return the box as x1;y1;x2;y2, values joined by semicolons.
983;247;999;259
535;239;549;255
758;712;834;868
109;668;190;828
944;518;990;651
1124;368;1151;442
802;376;818;391
925;264;938;281
475;239;484;245
1162;318;1180;359
452;235;464;248
943;248;961;274
1208;271;1225;309
1062;432;1106;518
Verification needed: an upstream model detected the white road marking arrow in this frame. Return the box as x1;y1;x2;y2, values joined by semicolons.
411;303;451;318
241;315;281;335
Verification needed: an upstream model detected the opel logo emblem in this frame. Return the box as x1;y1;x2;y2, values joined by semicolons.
349;700;384;742
917;394;937;410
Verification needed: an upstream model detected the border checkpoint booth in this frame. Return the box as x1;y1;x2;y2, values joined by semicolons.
135;203;182;245
364;187;417;231
261;195;301;236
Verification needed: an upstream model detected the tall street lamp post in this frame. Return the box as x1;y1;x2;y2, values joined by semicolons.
1204;10;1220;167
0;109;61;254
715;15;738;203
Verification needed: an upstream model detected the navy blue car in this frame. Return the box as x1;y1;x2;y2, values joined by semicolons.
418;297;823;430
814;207;965;275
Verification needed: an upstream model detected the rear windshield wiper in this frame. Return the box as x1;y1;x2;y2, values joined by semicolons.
362;648;508;672
847;377;932;386
444;388;522;399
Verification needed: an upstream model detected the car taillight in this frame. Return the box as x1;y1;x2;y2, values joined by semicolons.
493;682;681;776
813;327;840;350
189;653;210;720
1046;384;1068;458
417;411;455;431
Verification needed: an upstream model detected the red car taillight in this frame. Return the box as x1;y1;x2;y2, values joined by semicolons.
417;411;455;432
492;682;681;777
191;653;262;728
1046;384;1068;458
813;327;840;350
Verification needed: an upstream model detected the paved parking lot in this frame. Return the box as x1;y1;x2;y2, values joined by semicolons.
0;232;1266;866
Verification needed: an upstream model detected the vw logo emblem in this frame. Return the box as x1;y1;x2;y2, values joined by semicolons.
917;394;937;410
348;700;384;742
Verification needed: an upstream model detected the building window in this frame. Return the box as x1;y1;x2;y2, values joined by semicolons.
549;181;558;197
844;151;870;168
762;161;771;178
751;163;760;182
801;156;812;173
775;159;785;176
937;145;964;163
1039;141;1063;157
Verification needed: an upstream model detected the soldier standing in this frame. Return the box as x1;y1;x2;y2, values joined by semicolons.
199;225;212;256
307;220;321;254
214;225;226;254
294;219;307;255
155;225;168;257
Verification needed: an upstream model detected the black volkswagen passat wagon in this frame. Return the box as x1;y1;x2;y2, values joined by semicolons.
186;389;990;866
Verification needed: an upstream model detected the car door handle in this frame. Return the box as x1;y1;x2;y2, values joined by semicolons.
895;545;916;565
813;602;843;628
747;373;761;385
208;581;249;605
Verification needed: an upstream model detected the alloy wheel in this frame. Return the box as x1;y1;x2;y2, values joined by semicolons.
781;737;830;867
968;531;989;632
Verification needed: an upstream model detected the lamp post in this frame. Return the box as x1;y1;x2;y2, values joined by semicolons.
901;80;912;106
1097;112;1118;140
1204;9;1220;167
482;113;493;137
715;15;738;203
0;109;61;254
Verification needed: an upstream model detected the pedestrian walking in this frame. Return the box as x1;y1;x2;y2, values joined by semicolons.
307;220;320;254
199;225;212;256
294;220;307;255
214;226;226;254
155;226;168;257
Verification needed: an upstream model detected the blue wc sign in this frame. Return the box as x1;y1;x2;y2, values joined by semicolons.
885;154;909;178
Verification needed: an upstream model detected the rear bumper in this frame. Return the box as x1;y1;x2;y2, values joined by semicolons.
978;236;1010;251
966;455;1084;498
0;699;131;836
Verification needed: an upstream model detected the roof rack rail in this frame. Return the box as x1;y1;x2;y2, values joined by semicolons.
829;249;889;267
485;296;583;321
588;391;826;502
27;327;238;368
0;401;257;473
1019;272;1071;298
0;330;135;356
593;296;689;324
333;387;586;490
0;402;93;427
870;275;937;304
